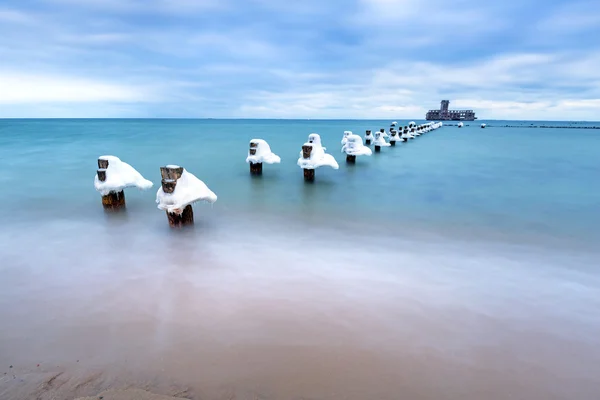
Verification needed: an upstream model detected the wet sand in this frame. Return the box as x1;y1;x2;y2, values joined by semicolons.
1;221;600;400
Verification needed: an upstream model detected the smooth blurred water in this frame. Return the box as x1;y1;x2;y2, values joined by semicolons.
0;118;598;246
0;119;599;400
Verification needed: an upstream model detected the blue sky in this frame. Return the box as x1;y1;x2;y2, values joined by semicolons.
1;0;599;119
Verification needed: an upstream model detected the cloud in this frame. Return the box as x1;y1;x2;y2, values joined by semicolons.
0;0;599;119
0;72;156;103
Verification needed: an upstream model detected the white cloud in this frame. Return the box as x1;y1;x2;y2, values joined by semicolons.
0;72;156;103
234;51;600;120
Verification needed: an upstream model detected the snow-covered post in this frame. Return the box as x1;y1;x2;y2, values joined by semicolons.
373;131;391;153
246;139;281;176
342;134;372;164
301;144;315;181
365;130;373;145
157;165;217;228
297;133;339;182
248;141;262;175
389;129;398;146
94;155;153;211
97;159;126;210
159;166;191;226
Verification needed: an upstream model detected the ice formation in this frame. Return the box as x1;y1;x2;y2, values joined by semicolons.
94;155;153;196
481;123;486;128
246;139;281;164
408;121;416;128
374;131;391;147
156;167;217;213
365;130;374;142
389;128;401;142
458;122;464;128
341;130;353;145
297;133;339;170
391;121;398;126
341;134;373;156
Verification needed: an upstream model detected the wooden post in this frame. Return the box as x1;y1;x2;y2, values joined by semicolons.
346;154;356;164
97;159;125;211
302;144;314;182
250;162;262;175
160;166;183;180
248;142;263;175
101;189;126;210
166;205;194;228
365;130;372;145
160;165;194;227
375;145;381;153
390;139;396;146
303;168;315;182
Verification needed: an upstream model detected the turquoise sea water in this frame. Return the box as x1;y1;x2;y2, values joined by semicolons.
0;119;598;246
1;119;599;399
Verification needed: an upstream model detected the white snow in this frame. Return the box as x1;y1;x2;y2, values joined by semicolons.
341;130;353;145
156;168;217;214
341;134;373;156
408;121;416;128
94;155;153;196
297;133;339;170
458;122;464;127
374;131;391;147
246;139;281;164
389;129;401;142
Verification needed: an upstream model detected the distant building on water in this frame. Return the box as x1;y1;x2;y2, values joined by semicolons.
426;100;477;121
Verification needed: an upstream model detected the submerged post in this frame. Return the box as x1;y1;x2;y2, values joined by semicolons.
303;168;315;181
160;165;193;227
346;154;356;164
374;145;381;153
248;141;263;175
97;158;125;211
301;145;315;182
365;130;372;145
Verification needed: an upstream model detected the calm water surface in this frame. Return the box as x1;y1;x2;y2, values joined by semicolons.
0;119;599;399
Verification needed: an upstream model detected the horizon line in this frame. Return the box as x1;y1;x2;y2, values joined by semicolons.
1;117;600;123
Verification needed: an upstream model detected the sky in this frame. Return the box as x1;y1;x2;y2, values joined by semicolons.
0;0;599;120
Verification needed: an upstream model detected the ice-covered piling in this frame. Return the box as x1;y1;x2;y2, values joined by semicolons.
156;165;217;228
401;127;409;142
342;134;372;163
481;123;487;129
94;155;153;211
389;128;399;146
373;131;391;153
297;133;339;182
246;139;280;176
365;130;373;145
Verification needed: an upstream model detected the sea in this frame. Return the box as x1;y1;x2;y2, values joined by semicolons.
0;119;599;400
